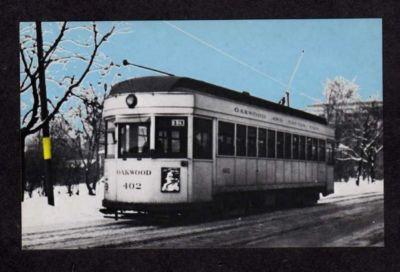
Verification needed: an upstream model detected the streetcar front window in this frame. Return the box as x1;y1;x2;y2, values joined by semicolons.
155;116;187;158
118;122;150;158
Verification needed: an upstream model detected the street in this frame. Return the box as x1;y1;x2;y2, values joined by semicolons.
22;191;383;249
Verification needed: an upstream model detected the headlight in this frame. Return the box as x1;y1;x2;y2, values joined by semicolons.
126;94;137;108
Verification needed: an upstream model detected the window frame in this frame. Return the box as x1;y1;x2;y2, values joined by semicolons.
193;117;213;159
267;129;276;158
218;121;235;156
327;140;335;165
292;134;299;160
306;137;313;161
105;119;116;159
299;135;306;160
155;116;188;158
236;124;247;157
118;122;151;158
312;138;318;161
247;126;257;157
276;131;284;159
284;132;292;159
318;139;326;162
257;128;267;158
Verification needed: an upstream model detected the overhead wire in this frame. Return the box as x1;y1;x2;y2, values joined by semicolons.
164;21;287;89
164;21;318;103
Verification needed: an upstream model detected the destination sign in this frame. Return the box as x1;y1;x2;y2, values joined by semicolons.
233;106;320;132
171;119;185;127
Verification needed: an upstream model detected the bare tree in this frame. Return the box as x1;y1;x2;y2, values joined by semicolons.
20;21;130;197
24;117;81;198
59;84;108;195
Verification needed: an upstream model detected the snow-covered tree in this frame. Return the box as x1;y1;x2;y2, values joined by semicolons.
322;76;360;181
337;101;383;184
323;76;360;134
322;76;383;184
20;21;130;198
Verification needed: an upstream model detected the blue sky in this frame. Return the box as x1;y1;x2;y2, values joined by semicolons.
21;19;382;112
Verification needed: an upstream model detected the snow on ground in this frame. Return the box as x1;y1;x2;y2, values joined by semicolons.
320;178;383;203
21;178;383;232
22;181;107;232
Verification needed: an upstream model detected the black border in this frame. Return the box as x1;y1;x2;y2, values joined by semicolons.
1;0;400;271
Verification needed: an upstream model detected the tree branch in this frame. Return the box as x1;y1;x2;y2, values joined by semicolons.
27;24;115;136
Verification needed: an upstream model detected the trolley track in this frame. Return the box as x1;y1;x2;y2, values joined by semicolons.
109;196;383;248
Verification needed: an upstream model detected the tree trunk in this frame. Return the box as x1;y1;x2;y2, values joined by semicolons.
93;147;100;192
84;171;95;195
370;155;376;183
356;161;362;186
92;179;97;191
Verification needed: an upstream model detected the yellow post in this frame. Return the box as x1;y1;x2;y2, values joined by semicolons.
42;137;52;160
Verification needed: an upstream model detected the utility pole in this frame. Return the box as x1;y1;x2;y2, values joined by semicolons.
36;21;55;206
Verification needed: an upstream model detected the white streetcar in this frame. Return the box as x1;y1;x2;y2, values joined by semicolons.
101;76;335;214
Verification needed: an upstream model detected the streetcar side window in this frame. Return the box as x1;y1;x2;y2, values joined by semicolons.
236;124;247;157
284;132;292;159
306;137;313;160
155;117;187;158
118;122;150;158
292;134;299;160
327;140;335;165
299;135;306;160
318;139;326;162
218;121;235;156
105;120;115;159
257;128;267;158
276;131;284;159
247;126;257;157
193;117;213;159
312;138;318;161
267;129;276;158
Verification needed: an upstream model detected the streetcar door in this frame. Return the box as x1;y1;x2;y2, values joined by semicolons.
115;119;153;203
192;117;213;202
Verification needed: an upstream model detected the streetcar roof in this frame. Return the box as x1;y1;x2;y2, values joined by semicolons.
110;76;327;125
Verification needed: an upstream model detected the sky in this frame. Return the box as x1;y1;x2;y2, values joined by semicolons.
20;19;382;114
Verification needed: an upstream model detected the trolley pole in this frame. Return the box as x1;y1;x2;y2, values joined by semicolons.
122;59;175;76
36;21;55;206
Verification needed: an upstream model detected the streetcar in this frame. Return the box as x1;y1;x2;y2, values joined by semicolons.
101;76;335;215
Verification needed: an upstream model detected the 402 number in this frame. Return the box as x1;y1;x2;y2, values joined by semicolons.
123;182;142;190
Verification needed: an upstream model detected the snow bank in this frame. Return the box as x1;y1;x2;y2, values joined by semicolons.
322;178;383;199
22;182;106;231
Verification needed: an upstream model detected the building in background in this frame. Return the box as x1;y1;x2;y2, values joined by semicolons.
306;100;383;125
